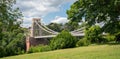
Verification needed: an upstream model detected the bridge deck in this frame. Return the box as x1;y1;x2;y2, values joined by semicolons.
34;33;85;39
35;35;56;38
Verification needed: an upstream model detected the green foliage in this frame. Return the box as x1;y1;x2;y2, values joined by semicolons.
28;45;51;53
64;21;79;31
0;32;25;57
50;30;78;50
47;22;80;31
85;25;102;43
115;32;120;42
47;23;63;32
67;0;120;34
0;0;25;57
76;38;90;47
104;35;115;42
0;46;6;57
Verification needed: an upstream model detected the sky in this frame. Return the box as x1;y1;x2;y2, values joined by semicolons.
15;0;77;28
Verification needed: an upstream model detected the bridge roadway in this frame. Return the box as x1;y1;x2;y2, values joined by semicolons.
34;33;84;38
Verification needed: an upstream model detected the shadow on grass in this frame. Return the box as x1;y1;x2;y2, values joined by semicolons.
91;41;120;46
107;42;120;45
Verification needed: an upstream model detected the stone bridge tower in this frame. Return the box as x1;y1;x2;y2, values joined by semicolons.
26;18;49;52
31;18;41;37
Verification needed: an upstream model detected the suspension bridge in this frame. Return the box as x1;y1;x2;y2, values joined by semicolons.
26;18;84;51
30;18;84;38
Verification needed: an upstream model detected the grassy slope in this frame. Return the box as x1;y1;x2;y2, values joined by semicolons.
1;45;120;59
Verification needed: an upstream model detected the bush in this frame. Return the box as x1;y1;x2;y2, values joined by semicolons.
50;30;78;50
0;33;26;57
115;32;120;43
28;45;51;53
104;35;115;42
85;25;102;43
0;46;6;57
76;38;90;47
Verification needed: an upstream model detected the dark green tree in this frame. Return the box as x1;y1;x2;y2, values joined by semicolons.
0;0;25;57
50;30;78;50
85;25;103;43
67;0;120;34
64;21;79;31
47;23;63;32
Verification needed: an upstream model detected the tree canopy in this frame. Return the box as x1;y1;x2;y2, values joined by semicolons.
0;0;25;57
67;0;120;34
47;23;63;32
47;22;79;32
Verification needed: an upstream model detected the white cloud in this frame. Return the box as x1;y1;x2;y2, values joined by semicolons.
51;16;69;24
21;17;44;28
15;0;77;27
15;0;76;17
20;17;32;28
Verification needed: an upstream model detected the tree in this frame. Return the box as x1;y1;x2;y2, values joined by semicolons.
50;30;78;50
67;0;120;34
64;21;79;31
47;23;63;32
0;0;25;57
85;25;103;43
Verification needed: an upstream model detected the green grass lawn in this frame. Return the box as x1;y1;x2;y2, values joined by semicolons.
1;45;120;59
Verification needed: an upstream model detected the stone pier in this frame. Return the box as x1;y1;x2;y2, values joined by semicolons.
26;36;50;51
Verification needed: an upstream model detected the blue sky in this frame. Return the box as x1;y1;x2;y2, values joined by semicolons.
43;2;72;24
15;0;77;28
